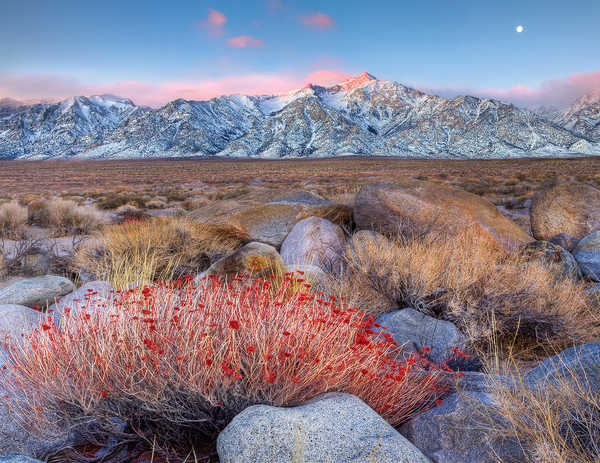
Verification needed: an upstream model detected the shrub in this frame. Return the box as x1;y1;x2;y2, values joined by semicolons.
28;199;107;235
2;275;449;455
0;200;28;239
332;229;596;358
145;198;168;209
73;217;250;289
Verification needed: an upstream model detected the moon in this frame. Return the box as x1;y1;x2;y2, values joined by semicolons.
516;25;524;33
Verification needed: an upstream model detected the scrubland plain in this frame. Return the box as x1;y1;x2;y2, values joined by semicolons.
1;156;600;463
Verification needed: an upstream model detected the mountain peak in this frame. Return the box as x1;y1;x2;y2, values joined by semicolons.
336;72;378;90
577;89;600;105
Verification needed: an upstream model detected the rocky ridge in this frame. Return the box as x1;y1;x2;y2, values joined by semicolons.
1;74;599;159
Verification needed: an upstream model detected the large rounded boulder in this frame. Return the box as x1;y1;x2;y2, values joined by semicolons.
354;182;531;252
280;217;346;274
217;392;431;463
0;275;74;309
530;182;600;241
203;192;352;248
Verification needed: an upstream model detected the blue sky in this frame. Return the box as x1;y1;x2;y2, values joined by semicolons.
1;0;599;107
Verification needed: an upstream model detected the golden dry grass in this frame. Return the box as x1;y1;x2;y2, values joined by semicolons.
480;339;600;463
28;198;107;235
0;200;28;239
331;229;598;359
73;216;249;288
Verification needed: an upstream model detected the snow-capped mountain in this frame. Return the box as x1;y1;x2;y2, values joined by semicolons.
0;98;30;118
553;91;600;144
1;73;598;159
0;95;146;159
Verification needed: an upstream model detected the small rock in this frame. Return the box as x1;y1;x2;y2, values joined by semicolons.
0;276;74;309
401;392;525;463
530;182;600;241
549;233;580;252
572;231;600;281
517;240;582;279
376;308;467;364
217;392;431;463
197;242;286;281
280;217;346;274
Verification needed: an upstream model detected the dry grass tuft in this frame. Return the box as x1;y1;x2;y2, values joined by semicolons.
482;343;600;463
0;200;28;239
28;199;107;235
73;217;250;288
332;229;597;358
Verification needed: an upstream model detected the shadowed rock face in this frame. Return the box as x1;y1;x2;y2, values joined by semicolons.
530;182;600;241
354;181;532;252
401;391;525;463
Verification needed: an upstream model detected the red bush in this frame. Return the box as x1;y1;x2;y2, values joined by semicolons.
2;274;451;448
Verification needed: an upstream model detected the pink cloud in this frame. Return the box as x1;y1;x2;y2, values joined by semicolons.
299;12;335;30
420;69;600;108
227;35;265;48
199;9;227;37
304;70;351;86
0;70;350;107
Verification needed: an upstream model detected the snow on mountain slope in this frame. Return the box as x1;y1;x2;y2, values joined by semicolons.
554;91;600;142
0;74;598;159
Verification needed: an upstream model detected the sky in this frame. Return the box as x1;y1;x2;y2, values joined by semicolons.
1;0;599;108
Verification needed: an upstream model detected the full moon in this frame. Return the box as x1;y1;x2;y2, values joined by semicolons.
516;25;524;33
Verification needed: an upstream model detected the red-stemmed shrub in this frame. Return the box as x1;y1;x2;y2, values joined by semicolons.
2;274;451;452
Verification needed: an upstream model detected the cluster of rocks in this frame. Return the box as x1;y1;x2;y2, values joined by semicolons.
2;179;600;461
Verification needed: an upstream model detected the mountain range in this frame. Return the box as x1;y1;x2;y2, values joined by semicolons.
1;73;599;159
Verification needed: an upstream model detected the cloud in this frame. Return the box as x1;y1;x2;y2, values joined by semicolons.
265;0;284;11
227;35;265;48
304;70;351;86
0;70;352;107
299;12;335;30
419;69;600;108
199;9;227;37
9;69;597;110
